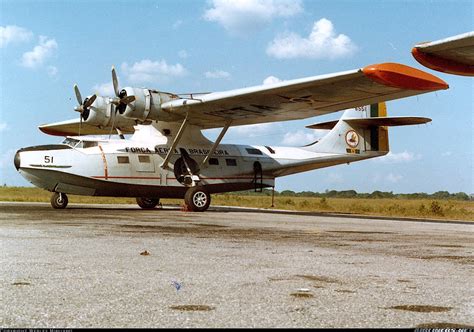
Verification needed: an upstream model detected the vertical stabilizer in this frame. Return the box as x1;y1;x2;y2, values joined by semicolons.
305;102;389;154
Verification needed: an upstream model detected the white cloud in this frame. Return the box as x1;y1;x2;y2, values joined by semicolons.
172;20;183;29
205;70;231;79
327;172;344;184
441;151;452;157
21;35;58;68
232;123;275;137
205;122;280;142
47;65;58;77
378;150;421;163
263;75;282;85
386;173;403;183
121;59;187;84
204;0;303;36
266;18;357;59
93;82;115;97
0;25;33;48
0;122;7;132
178;50;188;59
281;129;324;146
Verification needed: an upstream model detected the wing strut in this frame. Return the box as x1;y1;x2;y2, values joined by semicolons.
160;116;189;169
201;119;232;168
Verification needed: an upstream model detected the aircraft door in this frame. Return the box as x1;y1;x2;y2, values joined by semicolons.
253;161;263;192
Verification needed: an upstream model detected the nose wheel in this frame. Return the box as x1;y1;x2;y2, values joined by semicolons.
184;187;211;212
51;192;68;209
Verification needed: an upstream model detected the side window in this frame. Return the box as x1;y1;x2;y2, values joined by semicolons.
138;155;151;163
117;156;130;164
83;141;98;149
265;146;275;154
246;148;263;155
209;158;219;165
226;158;237;166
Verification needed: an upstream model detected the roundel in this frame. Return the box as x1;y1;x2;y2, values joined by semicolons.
345;130;359;148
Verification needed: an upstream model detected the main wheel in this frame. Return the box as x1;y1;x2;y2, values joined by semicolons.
51;192;68;209
136;197;160;209
184;187;211;212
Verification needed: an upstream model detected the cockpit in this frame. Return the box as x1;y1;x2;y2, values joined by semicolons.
62;137;99;149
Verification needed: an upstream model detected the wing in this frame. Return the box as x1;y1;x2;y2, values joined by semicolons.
412;31;474;76
162;63;448;129
38;118;135;136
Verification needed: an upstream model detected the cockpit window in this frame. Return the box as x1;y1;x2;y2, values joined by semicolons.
62;138;98;149
62;138;80;147
83;141;98;148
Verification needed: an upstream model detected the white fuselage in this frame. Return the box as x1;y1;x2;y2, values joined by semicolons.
15;121;384;198
15;138;374;198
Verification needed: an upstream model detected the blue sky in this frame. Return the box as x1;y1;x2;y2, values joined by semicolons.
1;0;472;194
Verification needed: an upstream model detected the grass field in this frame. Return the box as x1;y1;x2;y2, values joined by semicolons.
1;187;473;221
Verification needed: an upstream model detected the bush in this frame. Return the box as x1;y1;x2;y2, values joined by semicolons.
430;201;444;216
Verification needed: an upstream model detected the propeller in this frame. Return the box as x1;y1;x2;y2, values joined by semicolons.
110;66;136;114
74;84;97;120
73;84;97;136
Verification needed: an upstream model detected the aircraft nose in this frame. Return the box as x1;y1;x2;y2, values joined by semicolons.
14;150;20;170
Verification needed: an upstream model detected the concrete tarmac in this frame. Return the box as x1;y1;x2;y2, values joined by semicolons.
1;202;473;328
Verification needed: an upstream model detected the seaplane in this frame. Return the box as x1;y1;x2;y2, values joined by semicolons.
14;63;448;211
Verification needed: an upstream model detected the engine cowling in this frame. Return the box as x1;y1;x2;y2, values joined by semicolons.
82;96;109;125
119;87;181;122
81;96;137;128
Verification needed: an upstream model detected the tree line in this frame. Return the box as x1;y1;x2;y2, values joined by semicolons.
225;189;472;201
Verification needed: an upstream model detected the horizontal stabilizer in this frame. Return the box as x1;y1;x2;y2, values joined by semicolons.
306;116;431;130
39;118;135;136
306;120;339;130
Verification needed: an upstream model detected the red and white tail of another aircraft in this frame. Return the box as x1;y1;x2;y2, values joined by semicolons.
412;31;474;76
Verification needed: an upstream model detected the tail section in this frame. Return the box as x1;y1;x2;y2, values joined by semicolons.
368;103;389;152
306;102;430;155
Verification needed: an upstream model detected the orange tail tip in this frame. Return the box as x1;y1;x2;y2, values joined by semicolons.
362;62;449;91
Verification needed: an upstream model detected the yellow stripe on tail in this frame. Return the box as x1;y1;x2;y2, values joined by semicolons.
370;102;389;152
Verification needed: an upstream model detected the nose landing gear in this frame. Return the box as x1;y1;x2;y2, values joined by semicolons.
184;186;211;212
51;192;68;209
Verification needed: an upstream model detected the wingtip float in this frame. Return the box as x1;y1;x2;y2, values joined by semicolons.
362;63;449;91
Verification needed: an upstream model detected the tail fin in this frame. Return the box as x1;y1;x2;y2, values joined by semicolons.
305;102;430;155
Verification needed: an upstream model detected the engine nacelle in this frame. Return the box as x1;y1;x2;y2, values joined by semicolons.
82;96;109;126
119;87;181;122
81;96;137;129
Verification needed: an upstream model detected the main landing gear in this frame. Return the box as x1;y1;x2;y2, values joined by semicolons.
184;186;211;212
136;197;160;209
51;192;68;209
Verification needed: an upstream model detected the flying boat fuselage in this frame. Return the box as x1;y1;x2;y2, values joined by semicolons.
15;135;367;199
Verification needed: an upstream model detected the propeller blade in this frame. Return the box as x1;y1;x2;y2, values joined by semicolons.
120;95;136;104
111;66;120;97
83;94;97;108
74;84;82;105
74;105;83;113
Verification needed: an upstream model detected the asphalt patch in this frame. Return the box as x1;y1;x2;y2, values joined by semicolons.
388;305;452;313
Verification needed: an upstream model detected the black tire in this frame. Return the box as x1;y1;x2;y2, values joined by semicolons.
51;192;68;209
136;197;160;209
184;187;211;212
